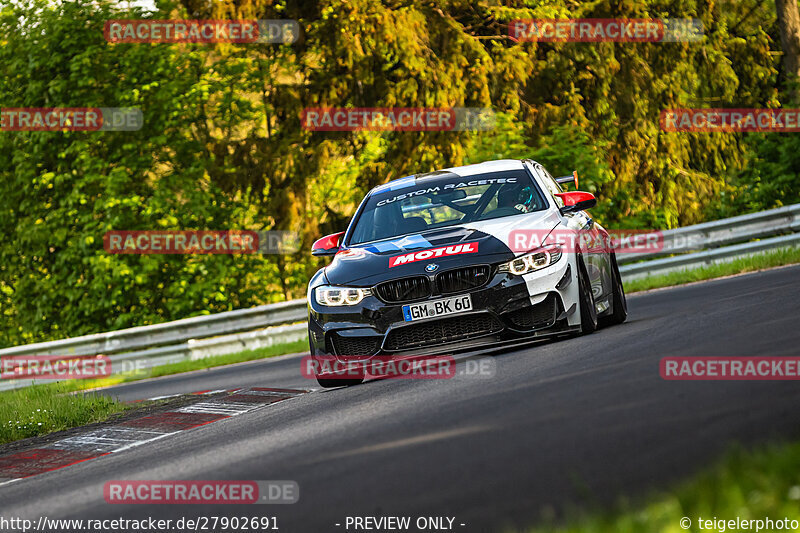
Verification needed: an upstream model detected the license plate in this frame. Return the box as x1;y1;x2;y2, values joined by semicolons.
402;295;472;322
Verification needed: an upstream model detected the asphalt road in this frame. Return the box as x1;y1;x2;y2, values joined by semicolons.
3;265;800;533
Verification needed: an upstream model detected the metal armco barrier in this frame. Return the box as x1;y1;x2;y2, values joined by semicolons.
618;203;800;265
2;203;799;390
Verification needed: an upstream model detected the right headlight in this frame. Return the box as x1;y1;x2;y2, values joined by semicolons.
498;244;563;276
315;285;372;306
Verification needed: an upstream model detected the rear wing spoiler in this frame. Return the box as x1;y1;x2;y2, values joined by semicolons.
555;170;579;189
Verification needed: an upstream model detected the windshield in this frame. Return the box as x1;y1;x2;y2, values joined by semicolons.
348;169;547;245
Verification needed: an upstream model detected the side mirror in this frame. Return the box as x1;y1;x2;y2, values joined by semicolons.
312;231;345;256
555;191;597;215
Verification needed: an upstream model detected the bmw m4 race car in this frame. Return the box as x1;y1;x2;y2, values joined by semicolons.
306;159;627;387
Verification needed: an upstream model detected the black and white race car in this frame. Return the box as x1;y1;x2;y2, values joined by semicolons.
306;159;627;386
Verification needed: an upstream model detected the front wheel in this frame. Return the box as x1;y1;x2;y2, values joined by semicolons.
599;253;627;327
309;338;365;387
578;257;598;334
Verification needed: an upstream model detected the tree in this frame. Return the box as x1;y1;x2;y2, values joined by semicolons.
776;0;800;100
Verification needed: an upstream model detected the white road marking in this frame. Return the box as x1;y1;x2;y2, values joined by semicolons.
176;401;257;416
46;427;174;453
0;387;313;484
111;431;180;453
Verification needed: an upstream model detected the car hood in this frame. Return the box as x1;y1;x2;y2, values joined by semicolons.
325;210;562;286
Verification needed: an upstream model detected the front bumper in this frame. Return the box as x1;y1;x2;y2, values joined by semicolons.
308;255;581;360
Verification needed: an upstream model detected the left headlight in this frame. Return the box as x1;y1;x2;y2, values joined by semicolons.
498;244;563;276
315;285;373;306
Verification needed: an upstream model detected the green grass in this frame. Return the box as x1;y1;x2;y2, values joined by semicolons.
0;381;128;445
625;246;800;293
524;440;800;533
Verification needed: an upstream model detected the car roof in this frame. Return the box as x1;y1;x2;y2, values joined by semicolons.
442;159;528;176
369;159;536;195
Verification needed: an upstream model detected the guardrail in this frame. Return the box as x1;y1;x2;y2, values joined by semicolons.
619;232;800;281
618;203;800;265
0;301;309;391
617;203;800;280
1;203;798;391
0;299;308;358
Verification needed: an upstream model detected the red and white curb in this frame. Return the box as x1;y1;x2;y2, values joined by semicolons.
0;387;311;486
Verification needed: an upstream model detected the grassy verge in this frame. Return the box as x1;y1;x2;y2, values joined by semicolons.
625;246;800;293
525;439;800;532
0;382;128;445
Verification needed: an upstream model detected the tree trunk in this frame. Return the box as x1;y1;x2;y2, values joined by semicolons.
776;0;800;101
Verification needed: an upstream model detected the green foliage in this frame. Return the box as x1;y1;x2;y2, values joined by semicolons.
711;133;800;218
0;0;293;346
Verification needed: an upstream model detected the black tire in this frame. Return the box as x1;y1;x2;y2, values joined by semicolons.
578;257;598;334
309;338;364;388
316;376;364;388
599;253;627;327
